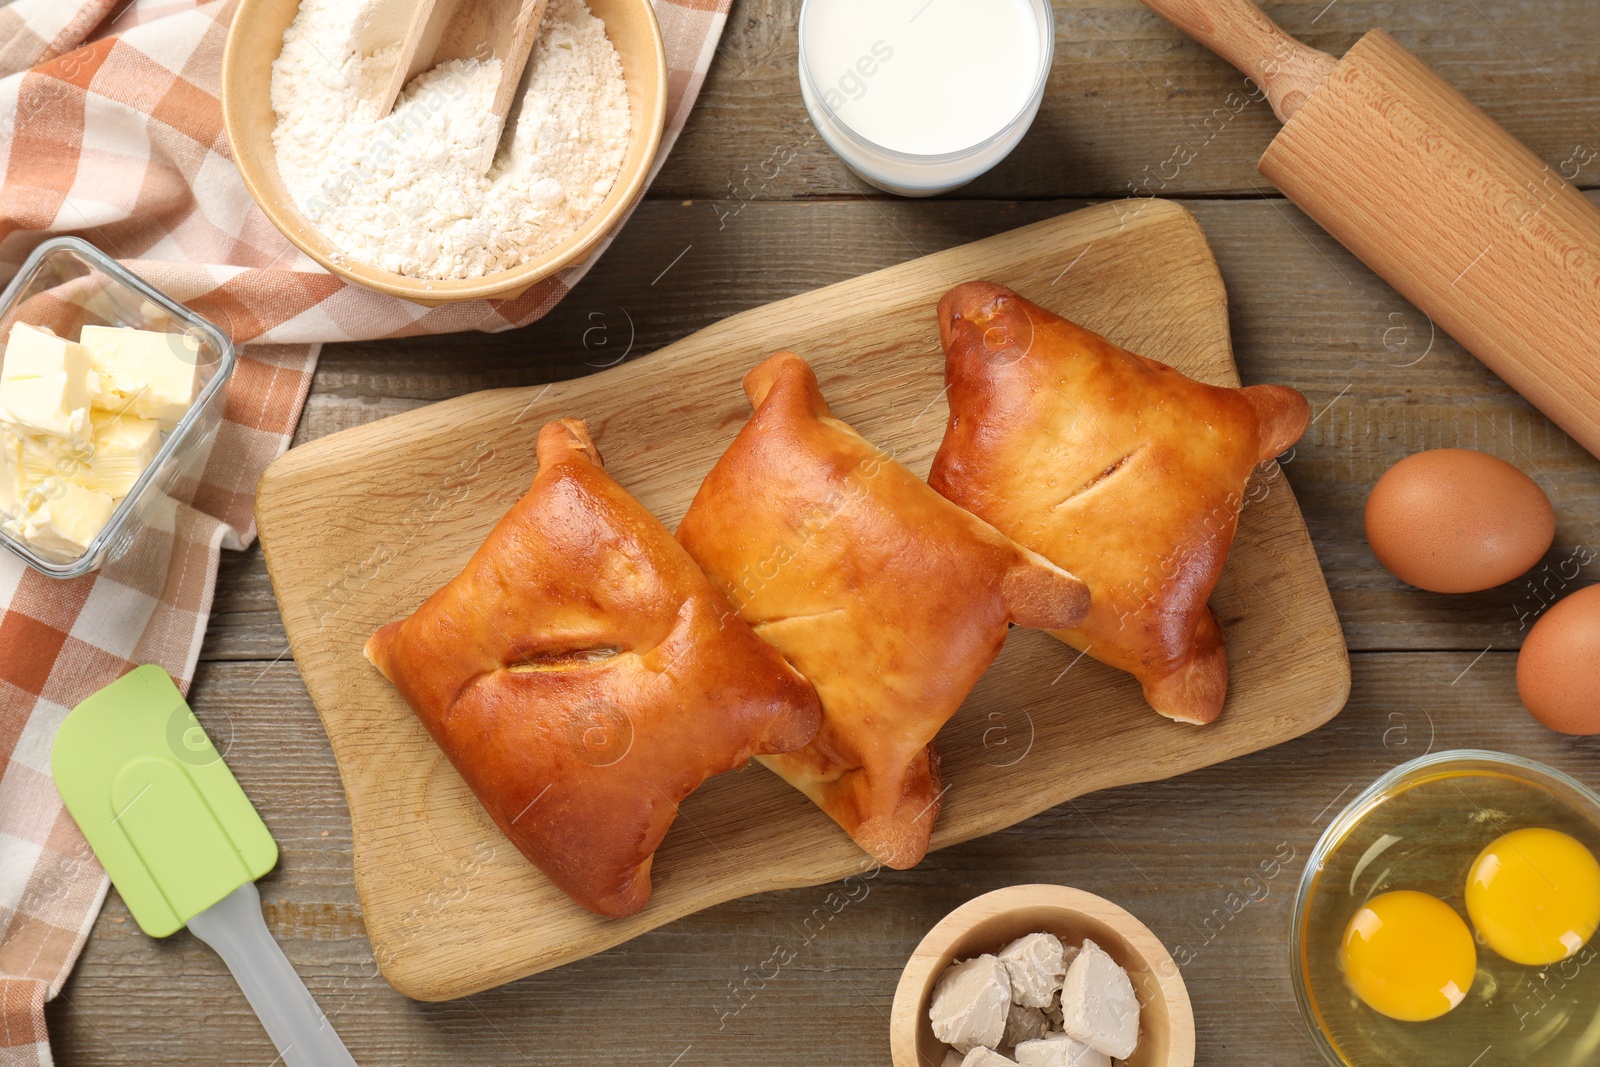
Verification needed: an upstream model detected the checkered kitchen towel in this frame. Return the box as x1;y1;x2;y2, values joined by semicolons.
0;0;729;1060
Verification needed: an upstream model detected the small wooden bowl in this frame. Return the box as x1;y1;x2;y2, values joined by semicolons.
220;0;666;306
891;885;1196;1067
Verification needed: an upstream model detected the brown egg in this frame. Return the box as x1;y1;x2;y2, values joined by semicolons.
1519;584;1600;734
1364;448;1554;593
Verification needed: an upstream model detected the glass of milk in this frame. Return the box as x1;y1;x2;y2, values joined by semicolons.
798;0;1055;196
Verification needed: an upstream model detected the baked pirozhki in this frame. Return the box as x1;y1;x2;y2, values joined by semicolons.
364;419;822;918
928;281;1310;726
676;352;1090;869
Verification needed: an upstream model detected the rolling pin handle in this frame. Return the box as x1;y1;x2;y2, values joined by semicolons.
1139;0;1337;123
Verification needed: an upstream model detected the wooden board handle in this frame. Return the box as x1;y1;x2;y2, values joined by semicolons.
1140;0;1337;122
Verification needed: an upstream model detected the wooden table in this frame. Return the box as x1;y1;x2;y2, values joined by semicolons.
46;1;1600;1063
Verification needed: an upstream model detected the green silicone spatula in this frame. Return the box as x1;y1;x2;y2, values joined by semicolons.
52;665;358;1067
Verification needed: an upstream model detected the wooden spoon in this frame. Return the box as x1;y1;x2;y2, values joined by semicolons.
358;0;550;165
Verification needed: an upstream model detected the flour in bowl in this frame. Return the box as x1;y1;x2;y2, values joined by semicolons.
270;0;630;281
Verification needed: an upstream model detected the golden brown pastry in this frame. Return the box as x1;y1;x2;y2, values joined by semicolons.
928;281;1310;725
364;419;822;918
677;353;1090;869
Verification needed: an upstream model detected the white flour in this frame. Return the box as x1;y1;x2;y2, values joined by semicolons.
270;0;630;280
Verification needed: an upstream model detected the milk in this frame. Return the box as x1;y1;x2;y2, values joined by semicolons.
798;0;1053;195
800;0;1046;156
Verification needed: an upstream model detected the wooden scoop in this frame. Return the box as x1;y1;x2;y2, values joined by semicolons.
1143;0;1600;460
357;0;549;161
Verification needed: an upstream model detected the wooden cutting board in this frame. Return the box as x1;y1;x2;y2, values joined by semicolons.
256;199;1350;1002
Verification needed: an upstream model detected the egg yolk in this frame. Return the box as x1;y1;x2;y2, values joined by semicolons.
1340;890;1477;1022
1466;827;1600;966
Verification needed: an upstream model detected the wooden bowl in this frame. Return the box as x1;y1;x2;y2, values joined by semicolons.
220;0;666;306
890;885;1195;1067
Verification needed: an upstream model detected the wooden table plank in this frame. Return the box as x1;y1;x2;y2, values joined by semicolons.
652;0;1600;201
48;653;1600;1065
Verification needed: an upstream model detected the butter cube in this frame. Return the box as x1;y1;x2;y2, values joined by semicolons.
80;325;198;428
930;955;1011;1053
18;413;160;500
85;411;162;497
998;932;1068;1008
961;1048;1018;1067
17;478;115;559
943;1051;965;1067
1060;940;1140;1060
0;322;93;442
19;435;86;490
1014;1034;1110;1067
0;434;20;522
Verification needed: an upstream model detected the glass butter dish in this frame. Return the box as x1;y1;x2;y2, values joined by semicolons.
0;237;234;578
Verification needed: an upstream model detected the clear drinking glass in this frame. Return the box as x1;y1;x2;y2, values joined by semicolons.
797;0;1055;196
0;237;235;578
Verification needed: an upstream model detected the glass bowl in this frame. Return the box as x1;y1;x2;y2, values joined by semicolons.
0;237;235;578
1292;750;1600;1067
797;0;1055;196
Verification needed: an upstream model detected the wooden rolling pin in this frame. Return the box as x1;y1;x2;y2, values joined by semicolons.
1142;0;1600;459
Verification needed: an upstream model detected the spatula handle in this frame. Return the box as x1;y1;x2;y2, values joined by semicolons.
188;883;359;1067
1139;0;1337;123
